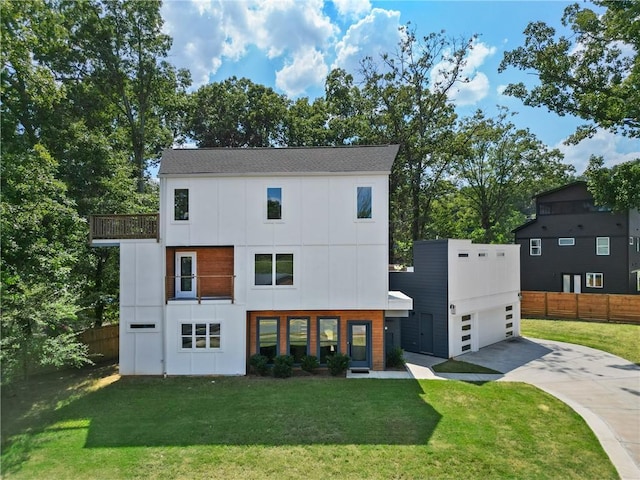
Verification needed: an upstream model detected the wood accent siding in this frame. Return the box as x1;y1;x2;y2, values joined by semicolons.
166;246;234;300
521;291;640;323
248;310;385;370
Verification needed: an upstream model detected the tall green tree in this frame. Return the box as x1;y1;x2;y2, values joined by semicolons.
187;77;289;147
499;0;639;142
355;28;477;261
585;157;640;210
0;146;89;381
55;0;191;191
453;110;575;243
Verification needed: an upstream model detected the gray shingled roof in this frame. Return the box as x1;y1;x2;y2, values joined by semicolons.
158;145;399;176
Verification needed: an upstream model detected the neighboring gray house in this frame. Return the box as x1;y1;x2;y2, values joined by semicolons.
513;181;640;295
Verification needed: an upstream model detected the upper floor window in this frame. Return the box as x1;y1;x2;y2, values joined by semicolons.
174;189;189;221
267;187;282;220
558;238;575;246
254;253;294;286
357;186;372;219
596;237;610;256
530;238;541;256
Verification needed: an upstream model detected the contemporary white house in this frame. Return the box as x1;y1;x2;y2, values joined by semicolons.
90;145;412;375
388;239;521;358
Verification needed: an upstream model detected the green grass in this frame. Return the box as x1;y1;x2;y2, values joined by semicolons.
1;365;617;480
522;318;640;364
432;359;502;374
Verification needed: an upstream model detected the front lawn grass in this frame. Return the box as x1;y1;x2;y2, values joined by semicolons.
2;366;617;479
522;318;640;364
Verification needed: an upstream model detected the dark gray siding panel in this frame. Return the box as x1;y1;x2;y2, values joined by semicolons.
629;210;640;294
516;211;632;294
390;240;449;358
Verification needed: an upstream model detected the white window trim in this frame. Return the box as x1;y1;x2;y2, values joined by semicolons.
558;237;575;246
355;185;374;222
596;237;610;256
586;272;604;289
530;238;541;256
175;252;197;298
179;321;222;351
265;186;284;223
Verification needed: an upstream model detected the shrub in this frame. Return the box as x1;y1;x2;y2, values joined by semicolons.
273;354;294;378
326;353;350;376
386;347;405;369
300;355;319;374
249;354;269;376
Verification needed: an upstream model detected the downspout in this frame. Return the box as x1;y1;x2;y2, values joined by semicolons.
160;176;168;377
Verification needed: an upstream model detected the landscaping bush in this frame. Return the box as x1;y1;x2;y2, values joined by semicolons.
326;353;350;376
273;354;294;378
386;347;405;368
300;355;319;374
249;354;269;376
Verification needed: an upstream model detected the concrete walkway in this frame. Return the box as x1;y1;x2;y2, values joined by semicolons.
350;337;640;480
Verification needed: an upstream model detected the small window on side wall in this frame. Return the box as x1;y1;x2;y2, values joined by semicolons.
174;189;189;221
267;187;282;220
530;238;541;256
586;272;603;288
596;237;610;255
357;186;372;219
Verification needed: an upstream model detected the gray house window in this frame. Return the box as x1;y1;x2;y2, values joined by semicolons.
596;237;610;256
530;238;541;256
586;272;603;288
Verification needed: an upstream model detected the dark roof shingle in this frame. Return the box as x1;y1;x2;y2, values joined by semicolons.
158;145;399;176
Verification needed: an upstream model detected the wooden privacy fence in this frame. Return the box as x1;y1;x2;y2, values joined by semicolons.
78;324;119;361
521;291;640;324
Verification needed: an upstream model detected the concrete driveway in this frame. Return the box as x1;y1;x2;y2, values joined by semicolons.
402;337;640;480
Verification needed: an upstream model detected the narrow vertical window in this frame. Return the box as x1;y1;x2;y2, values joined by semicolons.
258;318;278;363
255;254;273;285
596;237;610;255
530;238;541;256
174;189;189;221
267;187;282;220
288;318;309;363
357;186;372;219
318;318;339;364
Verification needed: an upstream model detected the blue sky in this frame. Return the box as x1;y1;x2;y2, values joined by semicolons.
160;0;639;174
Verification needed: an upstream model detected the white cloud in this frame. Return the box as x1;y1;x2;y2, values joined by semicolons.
496;84;507;95
332;0;371;19
275;49;329;96
333;8;403;75
556;129;640;174
431;40;497;106
162;0;337;90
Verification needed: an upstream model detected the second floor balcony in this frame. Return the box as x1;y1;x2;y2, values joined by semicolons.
90;214;159;245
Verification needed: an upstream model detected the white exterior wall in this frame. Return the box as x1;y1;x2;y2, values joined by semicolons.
447;240;521;357
165;304;246;375
119;240;164;375
160;174;390;311
118;171;392;375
